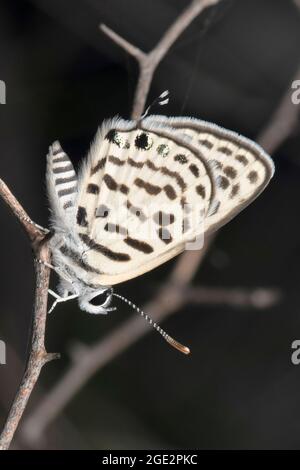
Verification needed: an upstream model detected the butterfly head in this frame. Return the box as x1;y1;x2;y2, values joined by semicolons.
78;286;114;315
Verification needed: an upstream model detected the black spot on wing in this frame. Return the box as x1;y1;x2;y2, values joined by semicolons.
128;158;143;168
235;154;248;166
174;154;188;164
198;139;213;149
103;174;118;191
103;174;129;195
105;129;122;147
134;178;161;195
196;185;206;198
157;144;169;157
230;183;240;198
135;132;152;150
161;167;186;192
210;159;223;170
91;157;107;176
63;201;73;210
217;175;230;190
124;237;153;254
120;184;129;195
189;164;199;177
87;183;100;194
146;161;186;192
105;129;117;142
108;155;125;166
77;206;88;227
218;146;232;156
223;166;237;179
248;170;258;183
164;184;177;200
79;234;130;262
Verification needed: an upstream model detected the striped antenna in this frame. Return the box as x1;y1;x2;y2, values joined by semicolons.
113;292;190;355
140;90;170;121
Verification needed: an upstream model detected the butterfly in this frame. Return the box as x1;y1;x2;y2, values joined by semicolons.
46;92;274;354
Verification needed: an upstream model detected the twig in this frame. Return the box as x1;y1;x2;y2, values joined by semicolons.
100;0;221;119
0;181;59;450
186;286;281;309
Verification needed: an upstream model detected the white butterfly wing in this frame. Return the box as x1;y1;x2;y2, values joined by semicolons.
75;119;215;285
144;115;275;233
74;116;274;286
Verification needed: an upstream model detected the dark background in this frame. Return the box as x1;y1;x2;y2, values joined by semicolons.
0;0;300;450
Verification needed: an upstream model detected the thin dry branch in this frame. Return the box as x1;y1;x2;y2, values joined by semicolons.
100;0;221;119
0;182;59;450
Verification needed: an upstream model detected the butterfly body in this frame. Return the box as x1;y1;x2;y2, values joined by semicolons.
46;114;274;315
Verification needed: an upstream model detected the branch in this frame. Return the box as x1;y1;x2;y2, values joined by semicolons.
100;0;221;119
0;181;59;450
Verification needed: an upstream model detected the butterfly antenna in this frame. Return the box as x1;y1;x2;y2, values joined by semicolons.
140;90;170;121
113;292;190;355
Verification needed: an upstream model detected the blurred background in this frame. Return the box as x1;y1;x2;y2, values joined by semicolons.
0;0;300;450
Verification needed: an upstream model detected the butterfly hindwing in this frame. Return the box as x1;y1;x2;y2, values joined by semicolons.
145;115;274;234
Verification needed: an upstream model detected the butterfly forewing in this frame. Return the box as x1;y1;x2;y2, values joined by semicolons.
75;120;215;285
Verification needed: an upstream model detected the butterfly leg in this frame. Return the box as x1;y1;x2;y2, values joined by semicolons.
37;259;73;284
48;289;79;314
21;216;50;235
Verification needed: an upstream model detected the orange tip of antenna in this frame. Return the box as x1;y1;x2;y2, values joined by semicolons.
166;336;191;355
